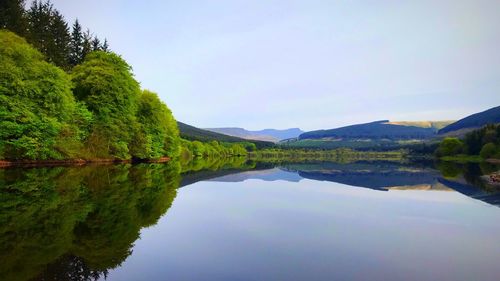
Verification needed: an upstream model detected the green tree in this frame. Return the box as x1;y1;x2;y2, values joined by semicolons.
91;36;101;51
130;90;180;159
26;0;70;69
72;51;141;159
0;0;28;36
480;143;498;159
0;30;90;160
81;29;92;60
102;38;109;52
68;19;83;66
435;138;464;157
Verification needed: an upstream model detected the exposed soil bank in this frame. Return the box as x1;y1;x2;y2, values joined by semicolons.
0;157;170;168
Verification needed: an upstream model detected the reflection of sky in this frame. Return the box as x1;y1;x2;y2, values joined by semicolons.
106;179;500;281
50;0;500;130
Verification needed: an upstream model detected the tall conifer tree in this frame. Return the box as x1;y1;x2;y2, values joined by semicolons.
0;0;28;36
69;19;83;66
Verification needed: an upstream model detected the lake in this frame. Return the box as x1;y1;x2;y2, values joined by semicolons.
1;159;500;281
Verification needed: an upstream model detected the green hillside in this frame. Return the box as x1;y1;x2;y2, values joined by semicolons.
177;122;274;149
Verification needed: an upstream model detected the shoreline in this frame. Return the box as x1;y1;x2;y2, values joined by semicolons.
0;157;170;168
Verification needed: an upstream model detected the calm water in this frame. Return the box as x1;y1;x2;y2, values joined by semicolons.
1;160;500;281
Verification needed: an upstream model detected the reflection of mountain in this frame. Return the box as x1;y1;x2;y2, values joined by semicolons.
438;178;500;207
298;170;439;191
284;162;441;191
209;168;303;183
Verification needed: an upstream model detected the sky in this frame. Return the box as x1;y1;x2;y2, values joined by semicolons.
51;0;500;131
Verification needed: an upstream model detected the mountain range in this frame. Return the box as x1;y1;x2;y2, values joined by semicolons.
178;105;499;149
298;120;452;140
177;122;275;148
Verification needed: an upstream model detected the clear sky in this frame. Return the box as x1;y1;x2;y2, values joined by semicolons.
51;0;499;131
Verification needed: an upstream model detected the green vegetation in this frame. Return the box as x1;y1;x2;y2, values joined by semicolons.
436;124;500;162
178;121;274;149
0;163;181;281
248;148;406;163
180;139;250;159
133;90;180;159
0;30;89;160
0;31;180;161
0;0;109;69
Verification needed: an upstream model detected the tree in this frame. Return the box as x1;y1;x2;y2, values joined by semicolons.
47;9;70;69
26;0;70;68
0;0;28;36
81;29;92;60
0;30;90;159
69;19;83;66
91;36;101;51
435;138;464;157
71;51;141;159
130;90;180;159
480;143;498;159
102;38;109;52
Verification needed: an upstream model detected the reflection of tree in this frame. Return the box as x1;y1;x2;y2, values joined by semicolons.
436;161;462;178
0;162;180;281
34;255;107;281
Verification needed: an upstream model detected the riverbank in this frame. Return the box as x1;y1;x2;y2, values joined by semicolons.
0;157;170;168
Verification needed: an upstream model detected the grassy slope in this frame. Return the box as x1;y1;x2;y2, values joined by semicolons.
177;122;275;149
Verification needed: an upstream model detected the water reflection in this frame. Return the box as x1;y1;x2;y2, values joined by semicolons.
0;163;180;281
0;159;499;280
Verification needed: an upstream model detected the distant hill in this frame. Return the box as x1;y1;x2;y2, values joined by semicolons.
299;120;448;140
438;106;500;135
205;127;304;142
177;122;274;148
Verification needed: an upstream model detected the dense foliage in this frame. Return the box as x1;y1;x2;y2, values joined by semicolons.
0;30;91;159
180;139;249;159
0;0;109;69
132;90;180;159
435;124;500;159
0;31;180;160
71;51;141;159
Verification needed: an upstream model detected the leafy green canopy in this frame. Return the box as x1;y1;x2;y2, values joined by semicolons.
72;51;142;159
131;90;180;159
0;30;91;160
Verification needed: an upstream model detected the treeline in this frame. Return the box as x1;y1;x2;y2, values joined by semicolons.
0;0;109;69
0;30;180;160
248;148;406;163
435;124;500;160
180;140;253;159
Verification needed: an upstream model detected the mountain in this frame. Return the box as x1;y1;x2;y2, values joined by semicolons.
204;127;303;142
438;106;500;135
177;122;274;148
299;120;451;140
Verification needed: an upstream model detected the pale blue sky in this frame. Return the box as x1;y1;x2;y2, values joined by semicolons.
52;0;499;131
